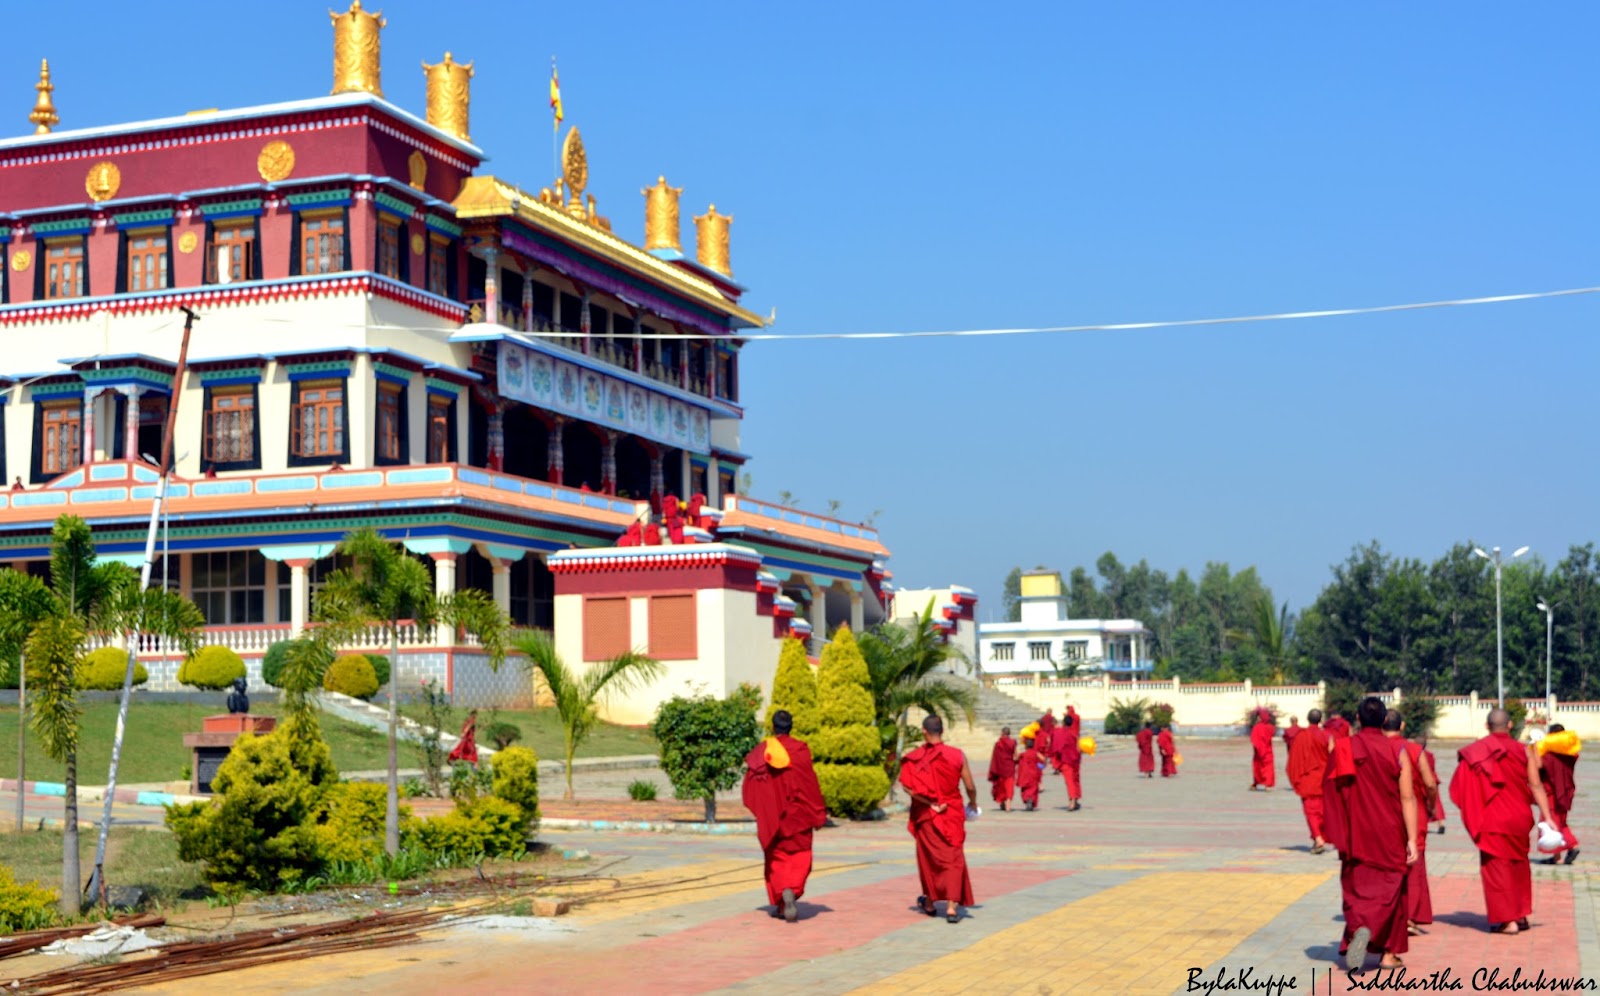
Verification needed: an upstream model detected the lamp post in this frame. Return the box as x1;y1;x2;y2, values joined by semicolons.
1536;598;1559;704
1473;545;1529;708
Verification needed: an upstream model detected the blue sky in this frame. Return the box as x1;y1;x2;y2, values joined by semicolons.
16;2;1599;613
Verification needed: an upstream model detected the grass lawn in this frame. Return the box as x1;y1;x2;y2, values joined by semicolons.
400;705;658;763
0;826;206;905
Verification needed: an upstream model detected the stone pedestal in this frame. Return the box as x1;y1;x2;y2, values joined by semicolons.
183;714;277;794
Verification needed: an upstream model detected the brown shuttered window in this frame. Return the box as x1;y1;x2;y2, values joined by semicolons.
648;594;696;660
584;596;630;662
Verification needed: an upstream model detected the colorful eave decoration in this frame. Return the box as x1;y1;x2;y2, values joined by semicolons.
547;543;763;574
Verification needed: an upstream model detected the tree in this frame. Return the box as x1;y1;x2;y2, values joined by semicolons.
0;515;202;915
767;637;818;735
513;629;662;800
652;694;760;821
1000;567;1023;623
810;625;890;817
309;528;509;855
1247;595;1293;684
859;601;976;787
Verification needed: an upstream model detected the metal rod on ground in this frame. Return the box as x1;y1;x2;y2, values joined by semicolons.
86;306;197;906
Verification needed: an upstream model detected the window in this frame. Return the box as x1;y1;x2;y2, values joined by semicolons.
716;350;737;401
275;556;345;623
376;218;402;279
126;232;169;292
207;222;256;284
584;596;630;661
718;469;736;498
203;386;257;469
509;555;554;628
428;238;450;296
191;550;267;624
44;239;84;299
39;401;81;476
1028;641;1052;662
291;380;346;461
375;382;403;464
990;642;1015;662
648;594;696;659
299;213;345;275
1063;640;1089;662
426;394;453;463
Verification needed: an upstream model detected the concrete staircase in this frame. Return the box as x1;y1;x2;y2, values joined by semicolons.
923;673;1047;756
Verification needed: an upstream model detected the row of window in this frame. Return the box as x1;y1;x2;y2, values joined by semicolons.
583;593;696;662
24;209;455;302
989;640;1091;663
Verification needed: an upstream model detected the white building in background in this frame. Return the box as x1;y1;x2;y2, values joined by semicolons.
977;571;1153;676
889;585;979;669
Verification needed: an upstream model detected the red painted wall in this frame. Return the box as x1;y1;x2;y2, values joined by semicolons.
554;562;760;597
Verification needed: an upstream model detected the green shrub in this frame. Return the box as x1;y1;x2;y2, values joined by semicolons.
812;626;889;817
178;645;246;691
767;637;818;736
1507;697;1528;738
652;695;759;821
312;781;408;864
1322;681;1364;723
405;796;526;858
485;721;523;750
1149;702;1176;728
324;655;380;700
76;646;149;691
627;779;658;801
1398;696;1441;742
1103;697;1150;736
730;681;763;715
490;745;540;833
366;653;391;688
0;866;58;932
262;640;297;688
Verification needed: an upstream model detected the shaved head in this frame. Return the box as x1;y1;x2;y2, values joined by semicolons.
1382;709;1403;732
1487;708;1511;732
1307;708;1323;725
1357;696;1388;730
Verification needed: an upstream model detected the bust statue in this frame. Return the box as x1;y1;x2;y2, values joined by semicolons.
226;677;249;715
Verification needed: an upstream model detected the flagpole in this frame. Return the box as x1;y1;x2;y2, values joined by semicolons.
551;57;559;186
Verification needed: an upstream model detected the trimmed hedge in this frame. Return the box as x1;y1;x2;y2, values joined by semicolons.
77;646;149;691
490;745;540;835
366;653;391;688
812;626;889;817
262;640;295;688
178;645;245;691
766;637;818;736
324;655;380;700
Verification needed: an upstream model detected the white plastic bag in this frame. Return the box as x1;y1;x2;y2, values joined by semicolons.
1537;820;1566;851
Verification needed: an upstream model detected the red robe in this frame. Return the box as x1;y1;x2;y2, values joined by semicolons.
1540;752;1577;825
988;735;1017;806
898;742;974;906
1055;714;1083;800
1251;718;1277;788
1135;728;1155;774
1323;727;1410;958
1451;732;1535;925
1157;729;1177;777
742;735;827;906
447;716;478;763
1402;739;1433;925
1286;723;1330;843
1016;745;1044;806
1424;748;1446;823
1037;712;1056;742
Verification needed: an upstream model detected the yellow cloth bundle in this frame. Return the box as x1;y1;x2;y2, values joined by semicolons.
1538;729;1582;757
763;736;791;769
1078;736;1096;756
1020;721;1041;742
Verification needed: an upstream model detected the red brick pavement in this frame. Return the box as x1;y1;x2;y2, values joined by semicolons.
1394;873;1579;981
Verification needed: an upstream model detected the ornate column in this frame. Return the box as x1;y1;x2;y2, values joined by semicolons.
490;557;512;617
632;313;643;371
521;270;535;334
82;386;105;465
850;590;864;634
486;404;504;471
482;246;499;324
579;291;592;355
809;581;828;656
547;417;565;485
285;559;312;637
648;451;664;507
118;385;143;461
430;552;457;645
600;430;618;494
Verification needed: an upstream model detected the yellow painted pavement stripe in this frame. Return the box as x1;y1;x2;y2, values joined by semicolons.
851;869;1332;996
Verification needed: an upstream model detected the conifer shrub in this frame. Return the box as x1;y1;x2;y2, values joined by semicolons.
323;654;380;700
405;797;526;857
0;866;58;932
177;645;246;691
766;637;818;735
366;653;391;688
76;646;149;691
313;781;408;863
811;625;889;817
490;745;540;835
261;640;296;688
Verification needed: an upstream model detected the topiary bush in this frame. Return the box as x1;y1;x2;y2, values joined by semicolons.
76;646;149;691
490;745;540;835
767;637;818;736
178;645;246;691
262;640;298;688
0;866;58;932
405;796;526;858
485;721;523;750
313;780;409;864
366;653;391;688
653;694;760;822
323;655;380;700
811;625;889;818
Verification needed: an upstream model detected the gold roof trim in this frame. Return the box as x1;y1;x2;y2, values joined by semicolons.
453;175;764;328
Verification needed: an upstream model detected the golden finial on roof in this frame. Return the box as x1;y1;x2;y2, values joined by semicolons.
423;51;472;141
561;127;588;219
330;1;385;97
694;204;732;276
642;176;683;253
29;59;58;135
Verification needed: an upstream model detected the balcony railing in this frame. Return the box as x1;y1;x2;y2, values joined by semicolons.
89;619;482;659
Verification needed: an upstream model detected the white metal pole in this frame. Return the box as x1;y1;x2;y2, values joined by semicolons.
1495;559;1505;709
1546;606;1554;703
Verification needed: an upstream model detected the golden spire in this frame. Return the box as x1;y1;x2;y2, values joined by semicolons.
694;205;733;276
29;59;58;135
330;1;385;97
642;176;683;253
423;51;472;141
561;127;588;219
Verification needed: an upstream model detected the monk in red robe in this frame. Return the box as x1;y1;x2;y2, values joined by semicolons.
1286;708;1331;853
1450;708;1555;934
1323;696;1418;974
1326;714;1352;740
1016;736;1044;810
899;714;978;923
1383;710;1439;934
1136;722;1156;778
1537;724;1580;865
1157;725;1177;777
1284;715;1302;746
1250;708;1277;790
448;710;479;764
1055;707;1083;810
1037;708;1056;745
742;710;828;922
988;727;1017;811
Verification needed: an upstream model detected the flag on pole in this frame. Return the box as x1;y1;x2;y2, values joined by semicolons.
550;62;563;131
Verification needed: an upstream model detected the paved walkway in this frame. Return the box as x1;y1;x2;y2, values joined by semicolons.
116;738;1600;994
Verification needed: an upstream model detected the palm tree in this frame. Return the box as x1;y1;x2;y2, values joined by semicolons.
0;515;203;915
512;629;661;800
859;601;977;791
309;527;509;856
1248;594;1293;684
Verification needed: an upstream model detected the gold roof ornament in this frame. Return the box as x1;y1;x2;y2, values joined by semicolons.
330;1;385;97
29;59;58;135
423;52;472;141
561;126;588;219
642;176;683;254
693;204;732;277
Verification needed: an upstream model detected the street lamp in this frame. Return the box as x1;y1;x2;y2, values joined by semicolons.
1536;598;1560;703
1473;545;1529;708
